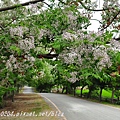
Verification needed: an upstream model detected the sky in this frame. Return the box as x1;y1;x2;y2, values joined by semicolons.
88;0;103;31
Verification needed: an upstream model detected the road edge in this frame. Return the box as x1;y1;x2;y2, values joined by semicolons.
39;93;67;120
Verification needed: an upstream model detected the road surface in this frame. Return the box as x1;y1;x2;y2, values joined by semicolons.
40;93;120;120
22;87;120;120
23;86;34;93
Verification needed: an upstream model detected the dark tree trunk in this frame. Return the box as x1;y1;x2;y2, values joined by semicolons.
87;86;93;98
111;87;115;103
0;96;5;108
80;86;85;97
11;90;15;102
87;89;92;98
17;85;20;93
37;54;58;59
99;87;103;102
73;87;76;96
3;92;8;99
65;87;68;94
117;96;120;101
62;87;65;94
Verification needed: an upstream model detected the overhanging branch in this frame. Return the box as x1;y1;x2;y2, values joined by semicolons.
0;0;44;12
58;0;109;11
79;1;108;11
0;25;5;31
101;10;120;31
15;53;59;60
37;54;59;59
90;19;102;24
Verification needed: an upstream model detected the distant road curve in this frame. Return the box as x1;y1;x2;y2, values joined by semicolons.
23;86;35;94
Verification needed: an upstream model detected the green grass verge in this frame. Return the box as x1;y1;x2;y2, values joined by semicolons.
76;89;117;99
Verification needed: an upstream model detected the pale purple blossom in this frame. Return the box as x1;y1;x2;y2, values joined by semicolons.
109;39;120;51
68;72;79;83
62;32;77;41
6;60;12;70
18;36;35;51
30;4;39;13
10;27;23;37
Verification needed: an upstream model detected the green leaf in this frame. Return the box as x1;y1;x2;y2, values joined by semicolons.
9;87;16;91
10;45;21;56
115;52;120;63
8;79;14;85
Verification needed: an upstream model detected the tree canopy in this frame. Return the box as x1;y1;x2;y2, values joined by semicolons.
1;0;120;107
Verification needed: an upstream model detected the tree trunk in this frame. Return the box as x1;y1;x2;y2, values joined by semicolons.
69;86;73;94
99;87;103;102
80;86;85;97
117;96;119;101
87;90;91;98
118;65;120;75
65;87;68;94
62;87;65;94
0;95;5;108
3;92;8;99
17;85;20;93
57;85;59;93
11;90;15;102
73;87;76;96
87;86;93;98
111;88;115;103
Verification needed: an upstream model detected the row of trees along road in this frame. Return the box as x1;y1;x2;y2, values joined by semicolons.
1;0;120;107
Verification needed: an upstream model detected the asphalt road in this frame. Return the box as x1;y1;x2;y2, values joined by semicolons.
40;93;120;120
22;87;120;120
23;86;34;93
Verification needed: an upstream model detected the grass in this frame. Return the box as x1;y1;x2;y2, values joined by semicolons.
102;90;114;98
0;93;61;120
76;89;89;95
75;89;120;108
75;89;117;98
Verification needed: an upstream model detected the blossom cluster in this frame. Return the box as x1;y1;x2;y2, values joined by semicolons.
103;0;119;7
18;36;35;52
4;26;36;74
59;30;118;82
68;72;79;83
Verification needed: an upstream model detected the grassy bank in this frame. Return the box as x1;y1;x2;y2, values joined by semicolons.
75;89;117;98
0;93;61;120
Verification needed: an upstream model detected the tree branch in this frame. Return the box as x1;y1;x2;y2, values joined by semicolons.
58;0;108;11
90;19;102;24
43;1;51;8
58;0;66;5
37;47;58;59
79;1;108;11
0;25;5;31
101;10;120;31
37;54;59;59
0;0;44;12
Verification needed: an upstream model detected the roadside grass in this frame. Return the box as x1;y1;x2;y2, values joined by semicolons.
101;90;117;98
100;101;120;108
75;89;116;98
75;89;120;108
0;93;61;120
76;89;89;95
